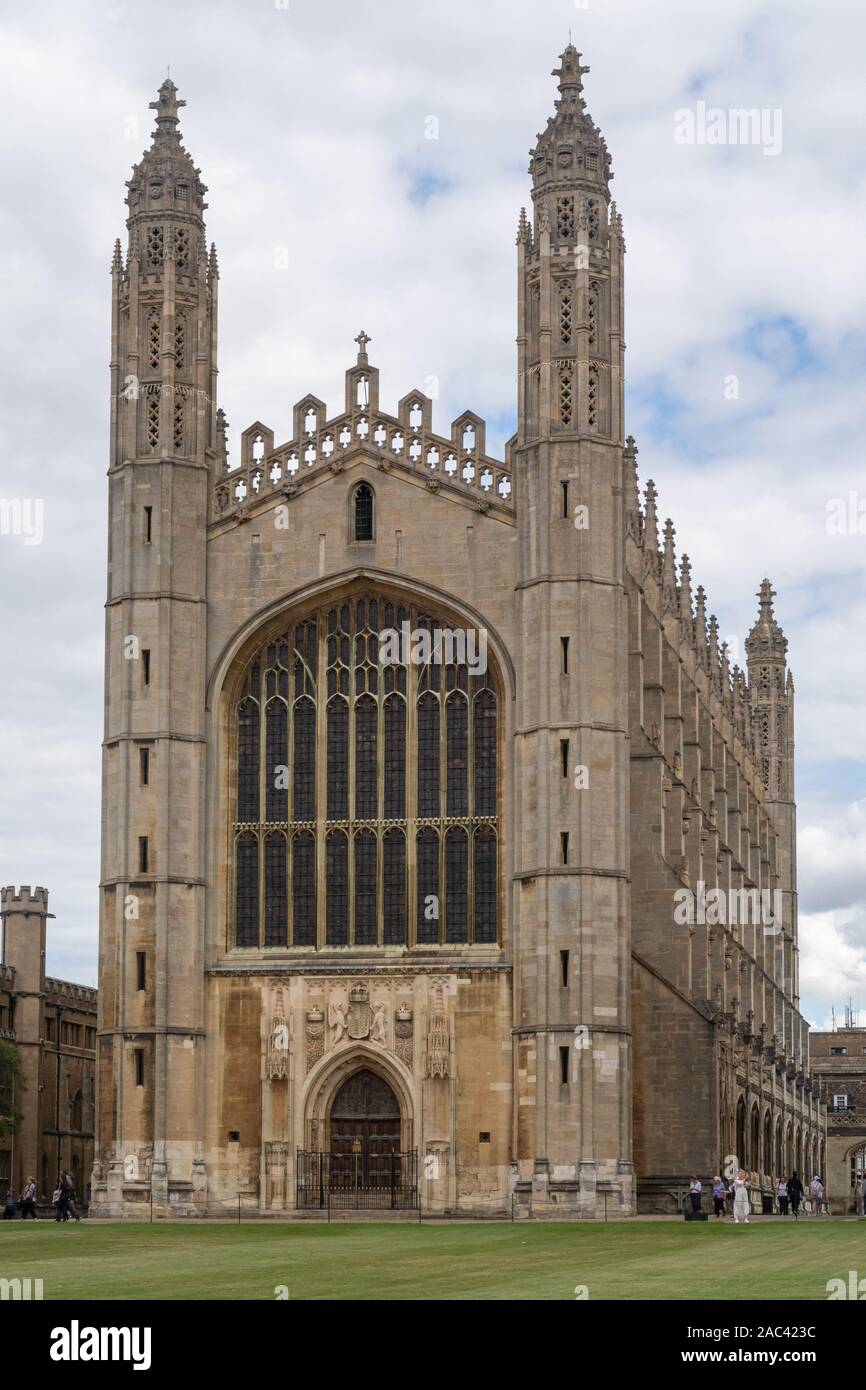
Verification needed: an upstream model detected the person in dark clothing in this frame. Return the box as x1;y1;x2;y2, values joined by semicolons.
787;1171;804;1217
3;1190;17;1219
19;1177;38;1219
59;1170;81;1222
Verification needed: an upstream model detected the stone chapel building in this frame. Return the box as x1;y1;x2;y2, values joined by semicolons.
91;49;824;1218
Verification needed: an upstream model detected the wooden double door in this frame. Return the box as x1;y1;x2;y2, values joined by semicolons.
329;1069;401;1187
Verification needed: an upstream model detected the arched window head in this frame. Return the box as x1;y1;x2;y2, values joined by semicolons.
354;483;374;541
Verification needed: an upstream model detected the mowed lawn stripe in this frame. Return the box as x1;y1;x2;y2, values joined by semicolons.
0;1221;859;1300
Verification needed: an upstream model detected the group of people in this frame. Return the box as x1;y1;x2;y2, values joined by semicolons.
1;1171;82;1222
688;1171;829;1221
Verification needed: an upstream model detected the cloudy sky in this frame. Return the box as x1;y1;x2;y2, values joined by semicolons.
0;0;863;1028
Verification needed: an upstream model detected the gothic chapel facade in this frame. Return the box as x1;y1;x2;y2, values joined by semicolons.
92;50;824;1217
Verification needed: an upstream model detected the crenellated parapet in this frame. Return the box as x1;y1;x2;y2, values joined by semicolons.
44;978;98;1008
1;885;50;911
213;336;514;523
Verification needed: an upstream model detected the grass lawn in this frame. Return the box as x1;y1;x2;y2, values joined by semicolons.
1;1219;862;1300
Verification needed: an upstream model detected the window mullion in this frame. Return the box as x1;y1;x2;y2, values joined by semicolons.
406;627;417;947
315;620;326;949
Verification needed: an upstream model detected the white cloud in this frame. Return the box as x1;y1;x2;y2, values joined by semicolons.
0;0;864;994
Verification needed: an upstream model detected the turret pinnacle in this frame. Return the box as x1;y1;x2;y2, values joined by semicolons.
124;78;208;230
642;480;660;573
149;77;186;147
745;577;788;666
661;518;678;612
529;44;612;195
679;554;693;632
552;43;591;100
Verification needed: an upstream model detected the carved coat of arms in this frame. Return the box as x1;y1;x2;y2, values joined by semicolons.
347;981;371;1039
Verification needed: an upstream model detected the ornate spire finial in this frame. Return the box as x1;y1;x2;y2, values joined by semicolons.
708;615;721;685
662;518;677;611
148;77;186;145
679;554;694;632
354;329;371;364
552;44;590;97
694;586;709;662
746;575;787;668
643;479;659;555
757;577;776;622
624;436;640;540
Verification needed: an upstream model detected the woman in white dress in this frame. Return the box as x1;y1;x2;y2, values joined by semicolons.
733;1169;750;1224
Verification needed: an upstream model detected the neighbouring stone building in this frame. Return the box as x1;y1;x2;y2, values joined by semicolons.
91;49;824;1218
0;886;97;1204
811;1026;866;1212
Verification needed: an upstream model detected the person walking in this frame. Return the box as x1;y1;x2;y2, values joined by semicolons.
855;1175;865;1217
777;1176;789;1216
54;1176;69;1222
18;1177;37;1219
809;1174;828;1215
2;1189;17;1220
732;1169;750;1224
787;1171;803;1218
60;1170;82;1223
689;1176;703;1213
711;1176;727;1218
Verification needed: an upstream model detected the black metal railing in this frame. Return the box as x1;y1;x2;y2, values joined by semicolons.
296;1149;418;1210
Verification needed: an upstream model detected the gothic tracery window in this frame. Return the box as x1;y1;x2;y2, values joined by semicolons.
588;282;598;349
556;196;575;241
353;483;374;541
557;360;574;427
148;311;161;371
147;225;164;269
587;368;598;429
558;282;573;346
232;592;500;949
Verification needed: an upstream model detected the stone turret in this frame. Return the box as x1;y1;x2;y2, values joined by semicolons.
513;46;632;1217
95;77;213;1217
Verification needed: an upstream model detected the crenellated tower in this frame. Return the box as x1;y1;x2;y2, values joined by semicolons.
94;79;215;1215
513;47;632;1216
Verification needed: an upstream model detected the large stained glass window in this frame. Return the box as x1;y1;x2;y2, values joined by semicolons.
232;592;499;948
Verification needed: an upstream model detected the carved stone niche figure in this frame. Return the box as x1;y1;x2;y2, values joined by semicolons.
347;981;372;1040
267;988;290;1080
394;1005;414;1066
370;999;388;1046
328;998;348;1045
306;1005;325;1072
426;981;450;1078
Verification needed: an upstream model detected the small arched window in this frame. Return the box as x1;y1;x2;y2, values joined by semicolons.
353;483;374;541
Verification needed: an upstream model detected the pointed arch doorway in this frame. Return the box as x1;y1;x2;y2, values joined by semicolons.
297;1063;418;1209
330;1068;401;1163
